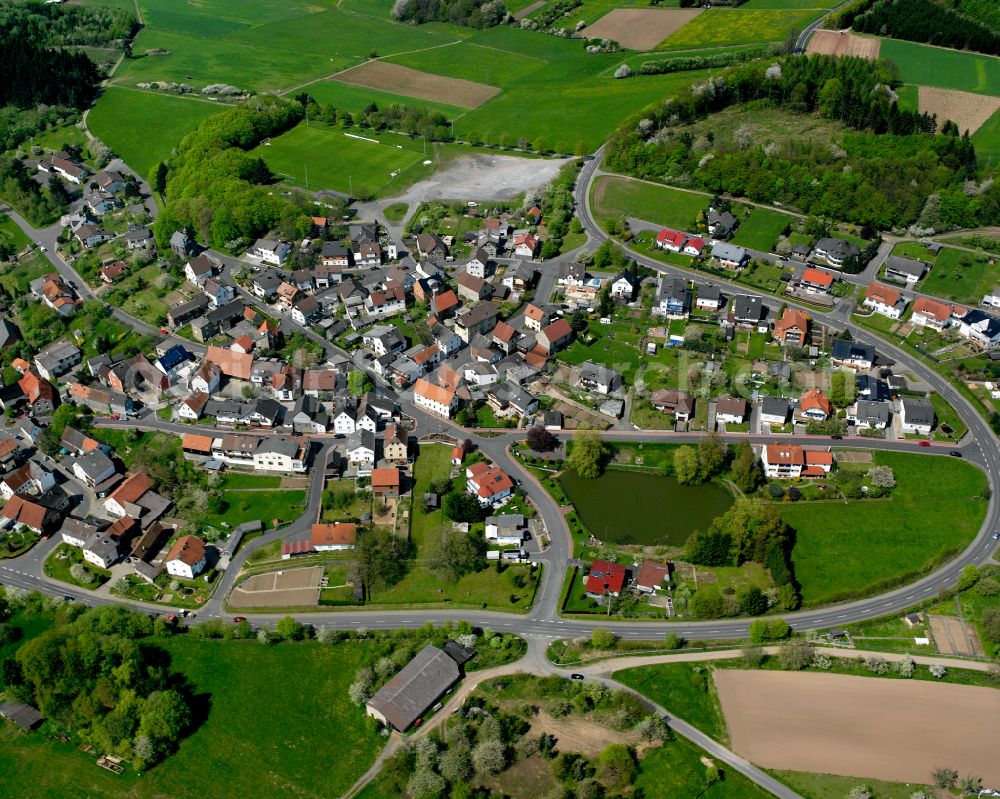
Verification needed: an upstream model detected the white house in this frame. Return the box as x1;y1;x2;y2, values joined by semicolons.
347;429;376;472
184;254;215;287
900;397;935;435
413;378;458;418
714;397;748;424
609;269;639;302
311;522;356;551
252;437;307;473
250;238;292;266
466;462;514;507
761;444;833;479
485;514;526;546
82;531;120;570
863;283;907;319
911;297;952;331
189;361;221;395
165;535;207;579
957;309;1000;349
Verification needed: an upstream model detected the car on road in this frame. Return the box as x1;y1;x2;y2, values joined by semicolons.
993;531;1000;540
950;450;962;457
160;328;168;335
63;595;74;602
232;616;247;623
919;440;931;447
39;246;47;252
570;673;585;680
830;434;842;440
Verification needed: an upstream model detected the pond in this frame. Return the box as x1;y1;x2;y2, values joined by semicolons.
559;467;733;546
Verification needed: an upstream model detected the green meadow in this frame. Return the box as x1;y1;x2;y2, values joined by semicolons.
879;39;1000;96
592;175;708;231
662;8;824;48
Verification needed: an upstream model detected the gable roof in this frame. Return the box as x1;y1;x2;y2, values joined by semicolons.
107;471;152;507
800;388;833;415
166;534;205;566
206;345;253;380
586;560;626;595
414;377;456;406
310;522;356;547
801;267;833;287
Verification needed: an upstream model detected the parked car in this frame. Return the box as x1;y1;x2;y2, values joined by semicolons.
570;673;585;681
993;531;999;540
232;616;247;623
950;450;962;457
919;440;931;447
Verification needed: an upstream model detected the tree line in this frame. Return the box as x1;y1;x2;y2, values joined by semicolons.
391;0;508;28
0;29;99;109
294;93;453;141
604;54;997;230
853;0;1000;57
0;154;69;226
0;0;135;49
152;98;315;251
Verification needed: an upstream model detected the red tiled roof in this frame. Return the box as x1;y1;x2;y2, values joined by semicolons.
181;433;214;453
912;297;951;322
492;322;517;342
799;388;832;416
371;467;400;490
466;461;513;498
166;535;205;566
433;290;459;314
656;229;686;248
310;523;356;547
636;560;671;589
1;495;46;530
801;268;833;287
206;345;253;380
414;377;455;406
585;560;626;596
107;471;152;506
865;282;902;306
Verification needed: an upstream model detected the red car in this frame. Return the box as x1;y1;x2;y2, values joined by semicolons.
160;328;168;335
918;440;931;447
232;616;247;623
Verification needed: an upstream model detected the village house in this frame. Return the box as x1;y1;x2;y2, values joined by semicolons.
695;284;721;312
485;514;526;546
847;399;891;430
457;273;493;303
18;372;58;416
455;302;499;344
900;397;935;435
184;254;216;287
585;560;627;601
416;233;448;261
655;229;686;252
165;535;207;579
382;424;408;464
579;361;620;395
253;436;307;473
707;208;738;238
347;429;376;472
610;268;639;302
864;283;907;319
715;397;749;425
124;223;154;250
466;461;514;507
761;444;833;478
773;308;809;346
957;309;1000;349
884;254;929;285
798;388;833;421
799;267;834;295
513;233;538;258
0;462;55;500
813;237;861;268
635;560;671;594
760;396;791;426
99;261;127;284
524;303;553;333
34;340;81;380
911;297;953;331
466;248;492;278
536;317;573;354
649;389;694;421
413;377;458;418
312;522;356;551
831;339;875;370
42;154;88;184
250;238;292;266
486;383;537;420
372;467;401;499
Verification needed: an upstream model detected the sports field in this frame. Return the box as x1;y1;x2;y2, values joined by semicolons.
662;8;824;48
715;670;1000;785
251;124;431;199
87;87;224;176
879;39;1000;96
592;175;708;231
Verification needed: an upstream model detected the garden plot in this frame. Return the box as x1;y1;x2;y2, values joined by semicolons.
230;565;322;607
918;86;1000;135
582;8;702;51
715;670;1000;785
333;60;499;109
806;29;880;60
929;614;984;657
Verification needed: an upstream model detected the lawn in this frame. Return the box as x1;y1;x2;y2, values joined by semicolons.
918;244;1000;305
973;106;1000;166
43;544;111;589
218;474;283;490
0;252;52;295
206;488;306;529
730;208;792;252
928;391;967;441
387;41;546;88
773;770;932;799
879;38;1000;96
382;202;408;223
661;8;824;48
786;451;988;606
409;442;456;549
0;213;32;252
592;175;707;231
251;122;432;199
614;661;730;743
88;87;224;176
0;636;385;799
635;738;775;799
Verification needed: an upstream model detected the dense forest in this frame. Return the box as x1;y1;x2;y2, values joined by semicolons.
605;55;996;231
154;99;315;251
0;0;135;48
0;30;99;109
390;0;508;28
949;0;1000;34
853;0;1000;56
1;598;195;770
0;154;69;225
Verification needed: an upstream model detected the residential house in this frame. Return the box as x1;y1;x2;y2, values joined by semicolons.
60;517;102;549
291;295;321;325
635;561;672;594
856;374;891;402
184;254;216;287
99;261;127;284
465;461;514;507
0;462;55;500
177;391;210;420
773;308;809;346
311;523;356;551
558;262;586;287
503;261;536;293
165;535;207;579
85;189;117;216
124;224;154;251
711;242;748;270
206;345;253;382
382;424;408;464
372;467;401;499
695;284;721;311
610;269;639;302
524;303;553;333
655;229;686;252
0;495;50;534
455;302;499;344
513;233;538;258
485;514;526;546
71;450;117;487
252;270;283;299
831;339;876;370
957;309;1000;349
536;318;573;354
911;297;953;331
170;230;196;258
354;240;382;267
653;276;690;318
457;273;493;303
715;397;749;424
585;560;627;600
486;383;537;419
94;170;126;193
167;295;210;328
303;369;339;399
321;241;351;267
289;395;328;434
203;277;235;308
707;208;738;238
34;340;81;380
683;237;705;257
44;155;87;184
18;372;57;415
900;397;935;434
799;267;834;295
760;396;790;425
415;233;448;261
189;360;221;395
650;389;694;421
83;530;121;570
252;437;307;473
884;255;929;285
250;238;292;266
347;429;376;471
466;248;492;278
431;324;463;356
431;288;460;318
864;283;907;319
364;284;405;319
579;361;620;395
491;322;519;355
39;276;78;316
364;325;406;357
413;378;458;418
813;238;861;267
761;444;834;478
798;388;833;421
847;399;891;430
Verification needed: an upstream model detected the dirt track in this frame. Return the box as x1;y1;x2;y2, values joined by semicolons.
715;670;1000;785
806;30;880;60
230;565;322;608
918;86;1000;135
335;61;499;109
582;8;701;51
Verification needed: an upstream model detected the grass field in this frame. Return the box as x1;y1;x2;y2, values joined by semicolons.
973;106;1000;166
635;738;775;799
0;213;31;252
773;770;932;799
88;87;224;176
879;39;1000;96
915;243;1000;305
0;637;384;799
730;208;792;252
206;488;306;529
252;123;433;199
303;79;465;119
786;451;988;605
662;8;824;48
592;175;707;231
